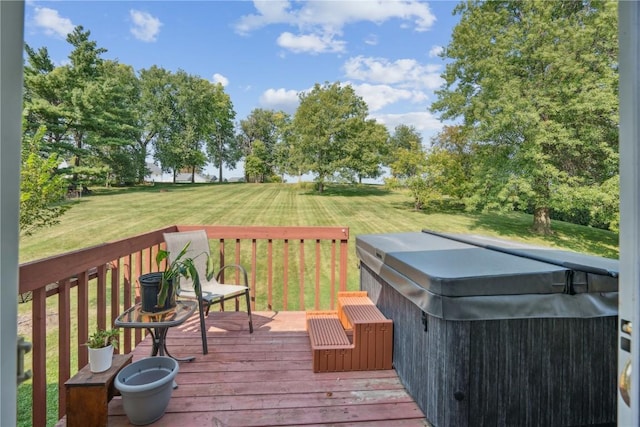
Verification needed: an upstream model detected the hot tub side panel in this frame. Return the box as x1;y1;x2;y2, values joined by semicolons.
361;262;471;427
361;263;617;427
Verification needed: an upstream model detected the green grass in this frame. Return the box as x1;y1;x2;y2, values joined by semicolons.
20;182;618;262
17;182;619;426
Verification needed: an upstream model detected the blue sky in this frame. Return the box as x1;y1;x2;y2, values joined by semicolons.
23;1;461;178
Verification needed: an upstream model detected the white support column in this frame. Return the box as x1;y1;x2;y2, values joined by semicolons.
618;1;640;425
0;1;24;425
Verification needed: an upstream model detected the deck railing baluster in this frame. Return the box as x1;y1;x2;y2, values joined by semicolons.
267;239;273;310
77;271;89;369
57;278;71;418
299;239;305;310
97;264;107;331
315;240;321;310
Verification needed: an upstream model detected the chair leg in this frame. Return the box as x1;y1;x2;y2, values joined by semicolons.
245;289;253;333
197;298;208;355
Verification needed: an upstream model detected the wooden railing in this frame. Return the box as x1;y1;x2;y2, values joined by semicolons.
18;225;349;426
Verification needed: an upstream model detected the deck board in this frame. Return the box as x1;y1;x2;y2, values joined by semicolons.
105;310;427;426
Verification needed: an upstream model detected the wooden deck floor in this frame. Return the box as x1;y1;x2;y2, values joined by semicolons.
106;310;427;426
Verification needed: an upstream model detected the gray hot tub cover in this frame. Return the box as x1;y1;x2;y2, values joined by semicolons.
356;231;618;321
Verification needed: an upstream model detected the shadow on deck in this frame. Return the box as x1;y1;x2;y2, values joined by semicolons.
107;311;428;426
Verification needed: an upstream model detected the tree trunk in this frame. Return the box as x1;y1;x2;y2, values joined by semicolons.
532;206;552;235
218;164;223;183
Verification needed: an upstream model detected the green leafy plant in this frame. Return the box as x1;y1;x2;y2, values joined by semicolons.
154;242;213;307
86;328;119;349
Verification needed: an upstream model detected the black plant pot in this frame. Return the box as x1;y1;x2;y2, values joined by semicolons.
139;272;175;313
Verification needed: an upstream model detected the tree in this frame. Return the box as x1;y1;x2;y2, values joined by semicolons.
23;45;74;153
425;125;473;200
292;82;369;192
238;109;290;182
135;66;174;183
202;82;238;183
431;1;618;234
153;71;208;182
341;119;389;183
64;26;108;182
90;60;140;185
20;125;69;236
244;140;269;183
24;26;140;187
388;125;426;179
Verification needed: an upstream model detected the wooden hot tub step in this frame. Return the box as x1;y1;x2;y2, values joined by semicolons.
306;311;354;372
306;292;394;373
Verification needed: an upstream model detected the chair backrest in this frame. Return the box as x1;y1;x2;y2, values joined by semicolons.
163;230;214;289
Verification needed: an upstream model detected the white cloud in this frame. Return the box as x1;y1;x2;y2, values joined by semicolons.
212;73;229;87
259;88;300;114
235;0;436;54
371;111;443;138
130;10;162;42
33;7;74;38
351;83;428;112
277;32;346;54
429;45;444;58
236;0;435;34
344;56;443;89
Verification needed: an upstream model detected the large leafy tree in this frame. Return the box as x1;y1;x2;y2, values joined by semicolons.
341;119;389;184
238;109;290;182
89;60;140;185
24;26;139;186
292;82;370;192
203;82;238;183
425;125;473;201
431;0;618;234
135;66;174;183
387;124;426;179
152;71;237;183
153;71;206;182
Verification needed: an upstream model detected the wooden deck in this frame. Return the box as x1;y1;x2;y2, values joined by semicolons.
106;310;428;426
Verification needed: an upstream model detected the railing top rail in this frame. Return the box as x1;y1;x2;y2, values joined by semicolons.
177;225;349;240
19;225;349;294
19;226;178;293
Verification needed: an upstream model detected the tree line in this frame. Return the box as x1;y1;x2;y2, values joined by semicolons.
403;0;619;235
22;26;414;188
22;0;620;236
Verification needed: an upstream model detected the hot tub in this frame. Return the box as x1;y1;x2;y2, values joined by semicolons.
357;230;618;427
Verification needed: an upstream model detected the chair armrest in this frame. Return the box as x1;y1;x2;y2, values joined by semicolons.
215;264;249;287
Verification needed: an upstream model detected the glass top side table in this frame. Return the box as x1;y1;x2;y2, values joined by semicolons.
115;300;197;362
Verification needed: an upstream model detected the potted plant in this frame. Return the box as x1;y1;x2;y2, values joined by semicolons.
86;328;119;373
139;242;211;313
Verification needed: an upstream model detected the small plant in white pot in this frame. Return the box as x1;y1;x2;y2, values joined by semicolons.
86;328;119;373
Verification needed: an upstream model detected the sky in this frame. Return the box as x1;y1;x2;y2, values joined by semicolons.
23;0;462;178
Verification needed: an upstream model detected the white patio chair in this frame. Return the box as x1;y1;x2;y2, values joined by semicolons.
163;230;254;354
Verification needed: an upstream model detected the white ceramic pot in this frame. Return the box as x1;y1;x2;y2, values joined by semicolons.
88;344;114;373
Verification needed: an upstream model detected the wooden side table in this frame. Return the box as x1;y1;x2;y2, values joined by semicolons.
64;353;133;427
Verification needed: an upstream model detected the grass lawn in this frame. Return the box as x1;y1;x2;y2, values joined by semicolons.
17;182;619;426
20;182;618;262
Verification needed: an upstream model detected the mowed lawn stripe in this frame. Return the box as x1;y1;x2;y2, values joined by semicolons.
20;183;618;264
